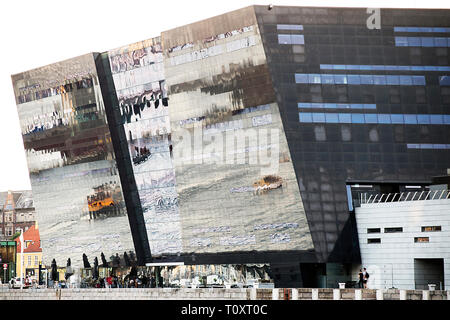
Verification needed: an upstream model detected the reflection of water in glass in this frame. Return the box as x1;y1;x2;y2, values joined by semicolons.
30;160;135;267
176;160;313;253
140;185;183;255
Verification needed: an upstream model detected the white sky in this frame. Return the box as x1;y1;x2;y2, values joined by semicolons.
0;0;449;192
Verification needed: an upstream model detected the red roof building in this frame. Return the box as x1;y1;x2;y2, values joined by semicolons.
15;224;41;254
15;224;42;279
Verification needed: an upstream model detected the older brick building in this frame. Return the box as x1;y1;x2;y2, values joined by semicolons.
0;190;35;240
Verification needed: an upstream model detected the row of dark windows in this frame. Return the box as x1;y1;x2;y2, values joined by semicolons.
367;226;441;233
368;237;430;243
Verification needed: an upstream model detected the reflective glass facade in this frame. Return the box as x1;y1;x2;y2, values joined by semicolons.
107;39;183;256
162;8;313;257
12;54;136;267
11;6;450;281
255;6;450;263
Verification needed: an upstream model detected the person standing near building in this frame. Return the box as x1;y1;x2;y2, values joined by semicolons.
358;269;364;288
363;268;369;288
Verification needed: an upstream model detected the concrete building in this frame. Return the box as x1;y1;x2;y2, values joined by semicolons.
355;178;450;290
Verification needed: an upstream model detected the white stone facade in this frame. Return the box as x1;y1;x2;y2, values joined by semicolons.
355;198;450;290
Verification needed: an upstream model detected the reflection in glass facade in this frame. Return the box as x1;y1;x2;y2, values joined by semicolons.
107;39;183;256
12;54;136;267
395;36;450;47
11;5;450;286
162;10;314;256
295;73;426;85
299;113;450;125
255;5;450;263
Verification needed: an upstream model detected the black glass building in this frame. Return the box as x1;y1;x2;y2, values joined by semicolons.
12;5;450;287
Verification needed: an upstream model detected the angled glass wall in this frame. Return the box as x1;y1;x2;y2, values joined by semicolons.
255;5;450;263
107;39;183;256
12;54;136;267
162;7;314;256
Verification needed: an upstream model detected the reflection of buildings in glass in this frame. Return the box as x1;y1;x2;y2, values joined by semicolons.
0;190;36;240
12;54;136;267
86;182;126;220
108;39;182;256
11;5;450;289
163;14;314;255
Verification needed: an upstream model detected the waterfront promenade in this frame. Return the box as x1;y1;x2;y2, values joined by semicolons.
0;287;448;300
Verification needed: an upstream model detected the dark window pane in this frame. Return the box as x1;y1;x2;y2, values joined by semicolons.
385;227;403;233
